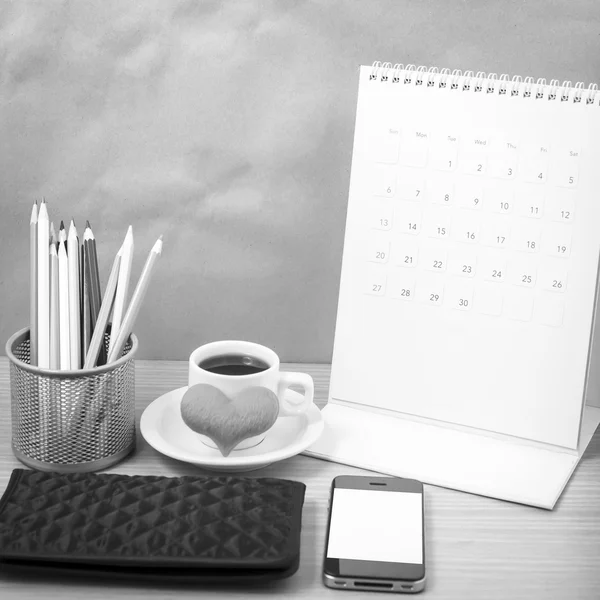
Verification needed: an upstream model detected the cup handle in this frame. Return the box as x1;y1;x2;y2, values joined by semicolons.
277;372;314;416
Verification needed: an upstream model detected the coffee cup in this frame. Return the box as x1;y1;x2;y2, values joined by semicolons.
187;340;314;451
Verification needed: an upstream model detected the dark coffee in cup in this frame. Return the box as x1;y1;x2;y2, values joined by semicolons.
198;353;270;376
188;340;315;450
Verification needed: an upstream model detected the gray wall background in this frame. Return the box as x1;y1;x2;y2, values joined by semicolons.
1;0;599;362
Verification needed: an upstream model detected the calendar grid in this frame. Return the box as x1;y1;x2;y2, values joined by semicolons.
363;124;577;327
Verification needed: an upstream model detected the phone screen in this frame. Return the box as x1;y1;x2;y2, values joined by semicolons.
326;487;423;565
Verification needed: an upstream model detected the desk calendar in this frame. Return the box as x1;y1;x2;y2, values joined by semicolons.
305;64;600;508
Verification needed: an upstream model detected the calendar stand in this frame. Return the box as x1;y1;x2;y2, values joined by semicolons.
304;402;600;509
304;63;600;508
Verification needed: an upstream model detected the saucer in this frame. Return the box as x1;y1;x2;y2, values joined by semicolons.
140;387;324;472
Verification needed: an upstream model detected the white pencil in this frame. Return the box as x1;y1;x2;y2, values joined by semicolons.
84;249;122;369
67;220;81;369
58;241;71;370
49;242;60;370
109;225;134;357
107;236;163;363
30;201;38;366
37;200;50;368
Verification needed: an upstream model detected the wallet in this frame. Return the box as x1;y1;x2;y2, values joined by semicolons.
0;469;306;583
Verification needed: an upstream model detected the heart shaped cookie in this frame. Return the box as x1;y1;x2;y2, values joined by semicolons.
180;384;280;456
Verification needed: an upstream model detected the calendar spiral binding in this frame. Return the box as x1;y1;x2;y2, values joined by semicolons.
369;62;599;106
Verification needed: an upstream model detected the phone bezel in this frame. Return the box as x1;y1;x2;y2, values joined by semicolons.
323;475;425;588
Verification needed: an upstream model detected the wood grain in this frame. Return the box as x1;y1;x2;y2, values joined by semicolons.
0;358;599;600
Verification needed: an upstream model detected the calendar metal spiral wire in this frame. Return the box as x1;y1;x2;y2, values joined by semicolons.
369;61;599;105
5;326;137;473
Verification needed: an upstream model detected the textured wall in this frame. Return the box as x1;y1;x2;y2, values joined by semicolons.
1;0;599;361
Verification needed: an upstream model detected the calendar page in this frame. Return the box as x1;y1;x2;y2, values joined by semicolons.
330;66;600;450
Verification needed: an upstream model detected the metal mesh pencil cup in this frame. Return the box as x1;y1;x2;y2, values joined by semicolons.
5;327;137;472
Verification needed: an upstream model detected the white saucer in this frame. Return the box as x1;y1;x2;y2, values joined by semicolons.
140;387;324;472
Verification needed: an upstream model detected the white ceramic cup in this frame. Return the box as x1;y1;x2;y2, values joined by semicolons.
188;340;314;451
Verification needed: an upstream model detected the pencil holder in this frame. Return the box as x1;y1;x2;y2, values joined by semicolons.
5;326;137;473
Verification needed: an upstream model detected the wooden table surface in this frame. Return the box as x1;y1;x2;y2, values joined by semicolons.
0;358;599;600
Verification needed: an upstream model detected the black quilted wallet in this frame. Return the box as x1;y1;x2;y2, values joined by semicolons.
0;469;306;583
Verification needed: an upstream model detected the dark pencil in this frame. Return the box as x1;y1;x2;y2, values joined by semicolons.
58;219;66;244
81;239;91;362
84;222;106;365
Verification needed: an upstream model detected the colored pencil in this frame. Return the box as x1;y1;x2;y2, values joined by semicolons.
109;225;133;358
84;249;122;369
37;200;50;368
67;220;81;369
29;201;38;366
85;222;102;323
84;222;105;364
49;241;60;370
58;240;71;370
107;236;163;363
81;240;91;361
58;220;66;244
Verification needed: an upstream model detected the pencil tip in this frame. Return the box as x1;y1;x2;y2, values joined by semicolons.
158;234;163;241
86;220;91;229
60;220;65;230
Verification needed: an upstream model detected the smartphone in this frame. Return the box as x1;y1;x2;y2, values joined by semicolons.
323;475;425;593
